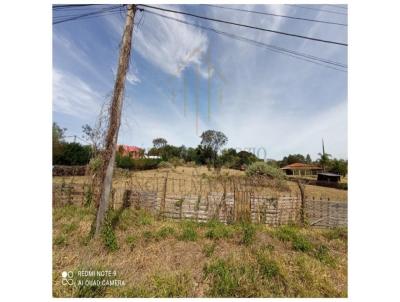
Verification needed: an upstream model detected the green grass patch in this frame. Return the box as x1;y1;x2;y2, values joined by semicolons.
125;235;137;251
156;226;176;240
202;242;216;257
323;227;347;241
102;210;119;252
54;234;67;246
240;223;256;246
178;225;198;241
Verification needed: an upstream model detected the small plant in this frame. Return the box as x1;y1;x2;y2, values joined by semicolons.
136;210;154;225
178;226;198;241
204;260;238;297
126;235;137;251
240;223;256;246
274;225;298;242
257;255;280;279
292;235;313;252
142;231;154;242
83;186;93;207
156;226;175;240
202;243;216;257
175;198;184;208
323;227;347;241
313;244;336;267
101;210;118;252
205;223;233;240
54;234;67;246
62;222;78;234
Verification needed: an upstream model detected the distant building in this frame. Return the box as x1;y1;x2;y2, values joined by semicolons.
118;145;143;159
145;155;161;159
281;163;323;176
317;172;341;183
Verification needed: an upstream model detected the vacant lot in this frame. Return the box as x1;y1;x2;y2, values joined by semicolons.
53;166;347;201
53;205;347;298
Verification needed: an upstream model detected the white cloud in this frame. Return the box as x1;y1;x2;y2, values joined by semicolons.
53;68;101;118
106;6;209;78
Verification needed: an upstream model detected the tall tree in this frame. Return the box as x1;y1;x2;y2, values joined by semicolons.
200;130;228;167
152;137;168;149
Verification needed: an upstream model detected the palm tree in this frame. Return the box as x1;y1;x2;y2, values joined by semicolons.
318;152;331;171
318;138;331;171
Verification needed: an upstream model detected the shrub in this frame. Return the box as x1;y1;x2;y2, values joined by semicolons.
246;162;285;179
116;154;161;170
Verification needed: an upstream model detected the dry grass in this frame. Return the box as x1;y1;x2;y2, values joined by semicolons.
53;205;347;298
53;166;347;201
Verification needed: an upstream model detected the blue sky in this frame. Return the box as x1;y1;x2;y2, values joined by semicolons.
52;4;347;160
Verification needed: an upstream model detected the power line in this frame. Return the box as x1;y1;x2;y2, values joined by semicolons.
323;4;348;10
204;4;347;27
142;9;347;72
137;5;347;46
53;5;124;25
288;4;348;16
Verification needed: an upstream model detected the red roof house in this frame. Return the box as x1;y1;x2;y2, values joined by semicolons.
118;145;143;159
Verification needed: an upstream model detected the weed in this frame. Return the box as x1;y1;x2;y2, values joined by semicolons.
73;267;108;297
204;259;239;297
257;255;280;279
178;226;197;241
323;227;347;241
205;223;233;240
175;198;184;207
54;234;67;246
142;231;154;242
62;222;78;234
136;210;154;226
313;244;336;267
202;243;216;257
240;223;256;246
274;225;298;242
125;235;137;251
292;235;313;252
102;210;119;252
156;226;175;240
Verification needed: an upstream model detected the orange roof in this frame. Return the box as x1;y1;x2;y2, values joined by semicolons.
281;163;322;170
118;145;142;152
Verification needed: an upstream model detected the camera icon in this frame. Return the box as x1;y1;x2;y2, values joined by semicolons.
61;271;74;286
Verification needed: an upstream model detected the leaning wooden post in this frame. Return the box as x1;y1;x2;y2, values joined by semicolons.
94;5;136;235
296;179;306;225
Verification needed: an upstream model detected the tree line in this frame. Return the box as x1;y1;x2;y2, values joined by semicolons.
53;122;347;176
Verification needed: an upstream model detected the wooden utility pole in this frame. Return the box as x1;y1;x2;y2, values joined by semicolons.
95;4;136;235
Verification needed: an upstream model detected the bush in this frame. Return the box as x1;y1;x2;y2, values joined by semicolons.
53;142;92;165
116;154;161;170
246;162;285;179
